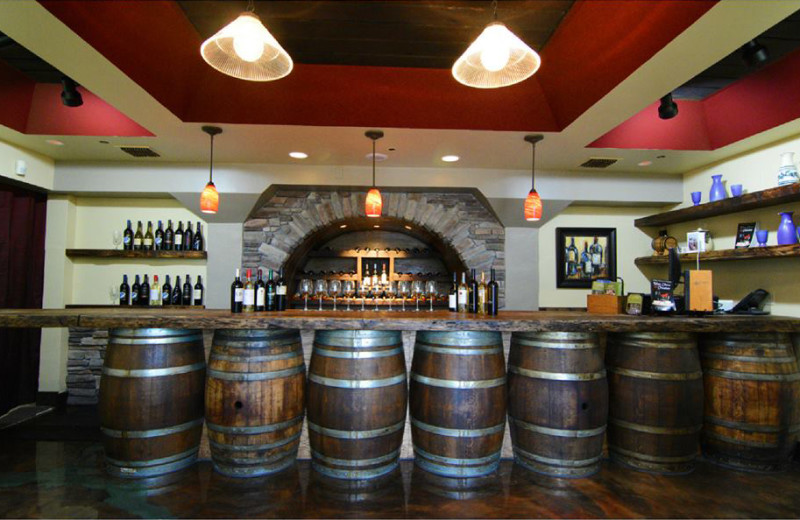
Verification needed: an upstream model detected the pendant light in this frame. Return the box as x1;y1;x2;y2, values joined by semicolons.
200;0;293;82
365;130;384;218
452;0;541;89
523;134;543;222
200;126;222;215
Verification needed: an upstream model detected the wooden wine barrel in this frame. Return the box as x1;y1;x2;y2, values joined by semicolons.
307;330;407;480
410;330;506;478
508;332;608;478
205;328;306;478
700;332;800;471
99;328;205;478
606;332;703;474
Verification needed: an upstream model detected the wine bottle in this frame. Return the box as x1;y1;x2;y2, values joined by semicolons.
171;275;183;305
154;220;164;250
477;271;487;315
123;220;133;250
193;222;204;251
140;274;150;306
150;275;162;306
243;269;255;313
143;221;154;251
174;221;184;250
255;269;266;312
161;275;172;306
182;274;192;304
448;272;457;312
164;220;174;250
184;222;193;252
194;275;204;306
469;268;478;313
457;272;468;313
119;274;130;305
133;221;143;250
362;264;371;289
276;268;287;311
372;263;378;288
488;268;499;316
380;264;388;285
131;275;140;306
266;269;277;311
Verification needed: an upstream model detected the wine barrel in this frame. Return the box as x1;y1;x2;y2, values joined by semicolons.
99;328;205;478
700;332;800;471
205;328;306;478
606;332;703;474
410;330;506;478
307;330;407;480
508;332;608;478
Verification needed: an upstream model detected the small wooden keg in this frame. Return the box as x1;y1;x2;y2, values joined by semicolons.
700;332;800;471
606;332;703;474
307;330;407;480
508;332;608;478
99;328;206;478
205;328;306;478
410;330;506;478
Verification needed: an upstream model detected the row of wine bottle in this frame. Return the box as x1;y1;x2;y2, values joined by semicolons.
119;274;204;306
449;268;500;315
230;268;288;313
123;220;204;251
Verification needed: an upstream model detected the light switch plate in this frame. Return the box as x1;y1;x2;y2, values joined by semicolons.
15;159;27;176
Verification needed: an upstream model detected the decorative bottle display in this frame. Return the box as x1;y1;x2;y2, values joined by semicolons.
469;268;478;313
266;270;277;311
194;276;204;306
184;222;193;252
143;222;154;251
139;275;150;306
164;220;175;250
778;152;800;186
243;269;255;312
119;275;130;305
275;268;287;311
174;222;184;251
488;268;499;316
172;276;183;305
123;220;133;250
777;211;798;245
155;221;164;250
255;270;266;311
477;271;487;315
448;272;457;312
131;275;140;306
457;272;468;313
150;275;161;306
709;174;727;202
161;275;172;306
133;221;143;251
193;222;204;251
231;269;243;313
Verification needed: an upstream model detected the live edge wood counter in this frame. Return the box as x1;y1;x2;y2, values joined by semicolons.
1;308;800;333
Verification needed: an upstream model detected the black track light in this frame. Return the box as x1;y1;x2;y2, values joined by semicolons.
741;39;769;68
658;93;678;120
60;76;83;107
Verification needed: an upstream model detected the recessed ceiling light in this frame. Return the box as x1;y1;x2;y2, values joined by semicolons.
366;152;387;162
289;151;308;159
441;155;460;162
373;225;380;228
45;139;64;146
638;160;652;167
339;224;347;229
404;225;412;230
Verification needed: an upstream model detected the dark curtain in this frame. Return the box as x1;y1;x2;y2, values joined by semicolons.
0;181;47;416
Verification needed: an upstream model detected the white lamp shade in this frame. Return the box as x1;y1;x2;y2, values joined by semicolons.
452;22;541;89
200;12;293;82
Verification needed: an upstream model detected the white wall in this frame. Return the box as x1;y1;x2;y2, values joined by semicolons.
0;139;54;191
505;228;539;310
206;223;242;309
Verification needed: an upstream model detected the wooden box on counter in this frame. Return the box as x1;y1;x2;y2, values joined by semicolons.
587;294;625;315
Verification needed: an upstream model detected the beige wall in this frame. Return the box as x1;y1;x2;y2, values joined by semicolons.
0;139;54;191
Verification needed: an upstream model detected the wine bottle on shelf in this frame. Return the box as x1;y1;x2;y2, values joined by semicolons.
182;275;192;304
143;221;154;251
276;268;287;311
488;268;499;316
150;275;162;306
193;222;204;251
243;269;255;313
154;221;164;250
255;269;266;312
123;220;133;250
184;222;193;252
448;272;457;312
194;276;204;306
171;276;183;305
231;269;243;313
164;220;174;250
131;275;140;306
174;221;184;251
362;264;371;288
161;275;172;306
380;264;388;285
133;221;143;250
140;275;150;306
372;263;378;287
457;272;468;313
266;270;277;311
119;275;130;305
469;268;478;314
477;271;487;315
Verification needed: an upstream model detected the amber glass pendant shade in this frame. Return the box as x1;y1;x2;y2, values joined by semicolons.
524;189;542;221
200;181;219;214
365;188;382;218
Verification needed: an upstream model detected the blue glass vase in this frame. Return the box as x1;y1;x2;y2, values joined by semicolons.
777;211;797;245
709;175;726;202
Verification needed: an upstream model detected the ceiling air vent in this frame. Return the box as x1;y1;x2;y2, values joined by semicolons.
580;157;619;169
117;145;160;158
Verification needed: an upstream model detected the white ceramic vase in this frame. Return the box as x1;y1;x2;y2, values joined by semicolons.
778;152;800;186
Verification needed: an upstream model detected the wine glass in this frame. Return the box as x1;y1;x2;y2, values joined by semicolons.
343;280;355;311
109;285;119;305
398;281;410;311
358;282;368;311
426;281;437;312
329;280;342;311
112;230;122;250
386;282;396;312
412;280;425;312
300;279;313;311
314;279;328;311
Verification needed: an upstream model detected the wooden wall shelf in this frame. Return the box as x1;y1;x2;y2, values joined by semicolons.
634;184;800;228
634;244;800;265
66;249;207;260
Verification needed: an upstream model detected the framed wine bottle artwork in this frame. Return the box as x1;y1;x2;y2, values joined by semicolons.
555;227;617;289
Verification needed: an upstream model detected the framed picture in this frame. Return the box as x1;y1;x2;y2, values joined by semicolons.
735;222;756;249
556;227;617;289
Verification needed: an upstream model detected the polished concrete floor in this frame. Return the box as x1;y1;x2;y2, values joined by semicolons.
2;438;800;519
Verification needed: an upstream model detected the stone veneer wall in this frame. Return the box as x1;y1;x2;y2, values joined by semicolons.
242;189;505;305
